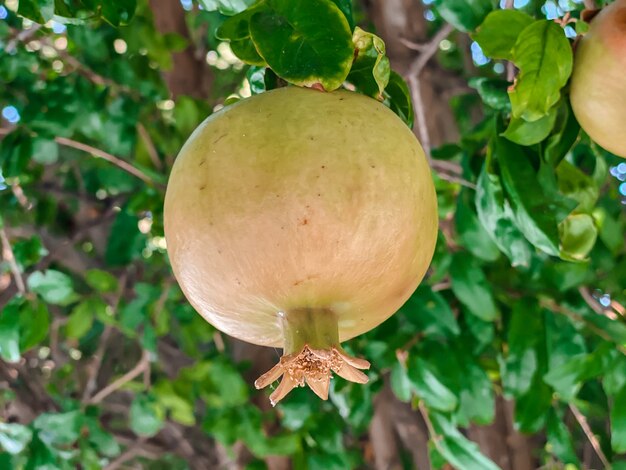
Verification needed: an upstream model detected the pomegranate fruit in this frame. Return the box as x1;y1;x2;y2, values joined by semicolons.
570;0;626;158
164;87;438;405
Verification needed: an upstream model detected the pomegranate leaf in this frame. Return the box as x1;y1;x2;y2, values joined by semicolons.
509;20;573;122
472;10;535;60
249;0;353;91
347;27;390;98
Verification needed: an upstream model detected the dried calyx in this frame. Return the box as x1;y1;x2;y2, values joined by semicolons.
254;308;370;406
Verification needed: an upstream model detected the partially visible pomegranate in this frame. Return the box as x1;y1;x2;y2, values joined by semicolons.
570;0;626;157
164;87;438;405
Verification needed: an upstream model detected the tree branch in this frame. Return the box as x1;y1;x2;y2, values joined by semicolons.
55;136;162;188
0;128;162;188
88;350;150;404
569;404;610;469
137;123;163;171
0;226;27;295
543;299;626;355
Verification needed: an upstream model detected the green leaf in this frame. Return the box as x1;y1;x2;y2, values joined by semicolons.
105;210;145;267
401;286;460;338
611;384;626;453
407;357;458;412
515;376;552;432
541;100;580;166
17;0;54;23
546;408;579;465
455;189;500;262
383;71;414;128
468;77;511;111
0;423;32;455
475;165;532;267
200;0;257;15
101;0;137;26
556;160;599;215
66;301;96;339
429;413;500;470
433;0;494;32
495;137;561;255
390;361;412;403
472;10;535;60
31;138;59;165
502;104;559;146
0;306;21;363
217;8;268;65
249;0;353;91
559;213;598;261
18;302;49;352
27;270;77;306
328;0;354;30
85;269;119;293
347;27;390;98
33;411;82;446
129;394;165;437
84;417;121;458
544;345;611;401
154;381;195;426
450;252;498;321
501;300;542;398
509;20;573;122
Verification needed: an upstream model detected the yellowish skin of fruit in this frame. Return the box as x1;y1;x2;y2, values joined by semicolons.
164;87;438;403
570;0;626;158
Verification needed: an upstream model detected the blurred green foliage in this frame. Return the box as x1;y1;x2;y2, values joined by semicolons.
1;0;626;469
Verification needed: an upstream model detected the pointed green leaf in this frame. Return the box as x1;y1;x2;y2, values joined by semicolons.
407;357;458;412
383;71;414;128
27;270;77;306
0;423;32;455
0;305;21;363
496;137;561;255
502;103;558;146
611;385;626;452
450;253;498;321
347;27;390;98
475;164;533;267
509;20;573;121
472;10;535;59
429;413;500;470
455;189;500;262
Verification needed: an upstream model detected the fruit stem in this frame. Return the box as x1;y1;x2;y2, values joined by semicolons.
281;308;339;355
255;308;370;406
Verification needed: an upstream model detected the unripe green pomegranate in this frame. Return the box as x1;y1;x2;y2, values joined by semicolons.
164;87;438;405
570;0;626;158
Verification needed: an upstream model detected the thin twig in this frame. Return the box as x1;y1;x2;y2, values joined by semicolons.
407;24;455;78
5;24;42;53
0;227;27;295
82;274;127;401
137;123;163;171
104;438;148;470
569;404;611;469
88;350;150;404
55;136;160;187
404;23;454;165
583;0;597;9
0;128;161;188
579;287;619;321
437;172;477;189
418;402;446;458
543;300;626;356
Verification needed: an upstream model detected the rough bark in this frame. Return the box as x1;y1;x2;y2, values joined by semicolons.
149;0;212;99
